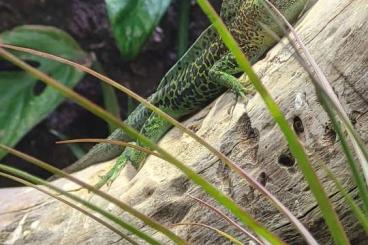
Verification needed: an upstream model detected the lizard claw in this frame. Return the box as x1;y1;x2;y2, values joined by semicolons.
228;86;247;115
231;85;245;98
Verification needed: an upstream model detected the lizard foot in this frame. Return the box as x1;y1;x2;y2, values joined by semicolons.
228;90;247;115
228;82;253;115
94;154;129;189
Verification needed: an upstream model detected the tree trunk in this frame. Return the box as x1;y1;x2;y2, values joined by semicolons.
1;0;367;244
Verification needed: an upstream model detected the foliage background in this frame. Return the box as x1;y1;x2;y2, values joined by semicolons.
0;0;220;185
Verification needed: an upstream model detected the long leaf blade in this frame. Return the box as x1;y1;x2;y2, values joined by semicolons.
0;43;313;244
0;165;159;245
196;0;348;244
0;172;139;245
0;48;284;243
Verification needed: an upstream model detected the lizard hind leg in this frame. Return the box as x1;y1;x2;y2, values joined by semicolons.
95;113;173;189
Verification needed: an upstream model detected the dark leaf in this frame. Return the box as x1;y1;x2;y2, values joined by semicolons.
0;25;87;159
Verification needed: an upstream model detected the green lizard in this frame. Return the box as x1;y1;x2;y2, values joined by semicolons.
64;0;308;188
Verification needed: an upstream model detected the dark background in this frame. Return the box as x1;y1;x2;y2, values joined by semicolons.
0;0;221;186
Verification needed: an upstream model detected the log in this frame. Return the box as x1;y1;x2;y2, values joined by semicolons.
1;0;367;243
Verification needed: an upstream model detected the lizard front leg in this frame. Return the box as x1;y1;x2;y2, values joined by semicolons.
95;112;173;188
57;103;153;179
208;52;253;106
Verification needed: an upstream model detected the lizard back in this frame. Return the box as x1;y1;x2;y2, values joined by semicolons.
149;0;307;118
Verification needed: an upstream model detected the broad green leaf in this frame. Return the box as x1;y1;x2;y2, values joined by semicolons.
0;25;87;159
106;0;172;60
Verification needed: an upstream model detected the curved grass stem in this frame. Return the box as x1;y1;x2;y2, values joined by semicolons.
197;0;348;244
0;48;284;244
0;166;157;245
0;43;313;244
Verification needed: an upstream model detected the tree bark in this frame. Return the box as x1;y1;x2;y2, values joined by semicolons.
1;0;367;244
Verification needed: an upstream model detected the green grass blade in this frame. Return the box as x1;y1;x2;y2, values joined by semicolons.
0;172;139;245
0;44;313;243
0;48;186;244
188;194;263;245
0;144;283;245
261;0;368;214
93;60;121;133
196;0;349;244
317;90;368;213
173;223;244;245
262;0;368;186
0;48;285;244
0;144;184;245
321;165;368;233
177;0;190;57
0;165;159;245
101;83;120;133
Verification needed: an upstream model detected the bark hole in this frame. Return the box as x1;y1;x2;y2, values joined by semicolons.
278;150;295;167
293;116;304;135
